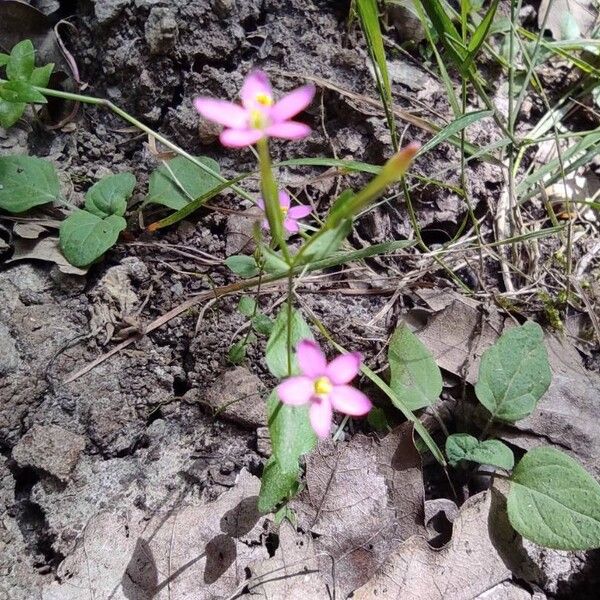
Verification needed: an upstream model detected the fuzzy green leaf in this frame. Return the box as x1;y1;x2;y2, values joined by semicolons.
237;296;256;317
6;40;35;82
475;322;551;422
252;313;274;336
388;322;442;411
0;155;60;213
0;100;25;128
225;255;259;278
265;307;313;378
446;433;514;470
84;172;136;218
0;80;47;104
300;218;352;264
145;155;221;211
508;447;600;550
258;457;299;513
59;211;126;267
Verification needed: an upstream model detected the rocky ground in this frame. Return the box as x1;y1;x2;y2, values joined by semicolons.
1;0;599;598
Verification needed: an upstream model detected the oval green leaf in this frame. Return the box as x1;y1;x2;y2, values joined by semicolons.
0;155;60;213
59;211;126;267
145;155;221;211
0;100;26;129
475;321;551;422
6;40;35;82
508;447;600;550
446;433;514;470
388;322;442;411
85;172;136;217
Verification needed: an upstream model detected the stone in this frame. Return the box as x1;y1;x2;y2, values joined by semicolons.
12;425;85;482
93;0;131;25
189;367;267;429
0;323;19;376
145;7;179;55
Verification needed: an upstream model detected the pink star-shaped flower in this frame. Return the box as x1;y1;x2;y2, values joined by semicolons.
256;191;311;234
194;71;315;148
277;340;372;438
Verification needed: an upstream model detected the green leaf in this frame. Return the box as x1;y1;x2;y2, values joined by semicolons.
228;338;248;365
29;63;54;88
418;110;493;156
261;245;289;275
59;211;126;267
225;255;259;278
300;219;352;264
252;313;274;336
508;447;600;550
367;406;390;431
237;296;256;317
0;155;60;213
6;40;35;82
0;81;47;104
388;322;442;411
446;433;514;470
463;0;499;71
84;172;136;218
0;100;26;128
265;307;313;378
268;389;317;473
145;155;221;210
258;457;299;513
475;321;551;422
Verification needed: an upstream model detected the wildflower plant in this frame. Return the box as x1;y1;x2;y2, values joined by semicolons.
2;31;600;554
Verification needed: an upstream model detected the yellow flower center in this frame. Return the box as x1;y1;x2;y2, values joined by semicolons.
249;109;268;129
314;376;332;396
281;205;288;216
255;92;273;107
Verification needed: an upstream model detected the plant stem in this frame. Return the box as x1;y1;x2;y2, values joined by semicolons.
4;79;255;202
256;137;290;263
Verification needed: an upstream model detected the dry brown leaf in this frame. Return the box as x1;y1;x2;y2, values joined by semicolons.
246;521;328;599
42;470;269;599
7;236;87;275
353;490;515;600
291;425;425;598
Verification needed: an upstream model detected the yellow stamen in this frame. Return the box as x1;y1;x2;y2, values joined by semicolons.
256;92;273;107
250;109;268;129
281;205;288;216
314;376;332;396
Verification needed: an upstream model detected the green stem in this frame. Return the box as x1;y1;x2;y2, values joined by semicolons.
6;80;254;202
256;137;290;263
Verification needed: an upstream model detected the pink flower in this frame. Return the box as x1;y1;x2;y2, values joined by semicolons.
256;191;311;234
194;71;315;148
277;340;372;439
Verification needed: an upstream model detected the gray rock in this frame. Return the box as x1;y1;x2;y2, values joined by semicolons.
145;6;179;55
189;367;267;429
12;425;85;482
0;323;19;375
93;0;131;24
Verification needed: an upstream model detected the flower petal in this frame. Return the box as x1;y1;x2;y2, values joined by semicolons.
241;71;272;109
278;190;291;209
194;98;248;128
219;128;264;148
326;352;362;384
287;205;311;219
283;217;300;233
277;376;314;406
329;385;372;416
271;85;316;122
265;121;311;140
309;397;333;439
256;198;265;210
296;339;327;378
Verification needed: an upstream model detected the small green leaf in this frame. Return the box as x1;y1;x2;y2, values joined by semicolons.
475;321;551;422
6;40;35;82
388;322;442;411
228;338;248;365
0;155;60;213
0;81;47;104
225;255;259;278
261;246;289;274
508;447;600;550
237;296;256;317
252;313;274;336
29;63;54;88
59;211;126;267
84;172;136;218
446;433;514;470
265;307;313;378
145;155;221;210
0;100;26;128
268;389;317;474
258;457;299;513
367;406;390;432
300;219;352;264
